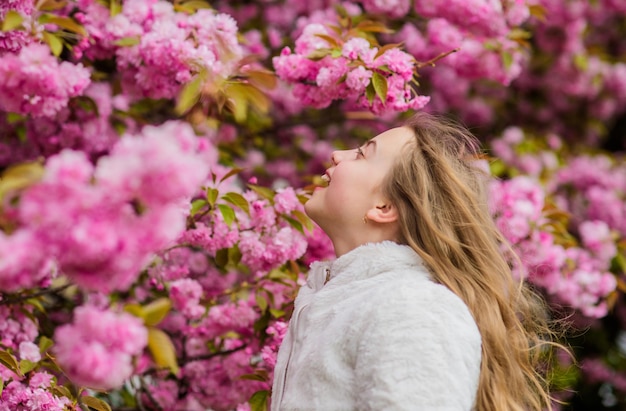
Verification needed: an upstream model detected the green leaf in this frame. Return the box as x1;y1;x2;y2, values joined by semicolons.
38;336;54;353
228;245;242;266
314;34;339;48
82;396;113;411
292;210;313;232
114;36;140;47
528;4;547;21
124;303;144;318
173;0;212;13
142;298;172;327
19;359;37;375
50;385;73;399
246;69;277;90
42;31;63;56
306;49;331;61
365;83;375;105
573;54;588;71
0;351;20;375
501;51;513;70
249;390;269;411
2;11;24;31
219;167;244;183
255;294;268;313
39;14;87;36
0;377;3;397
355;20;394;34
247;184;275;204
110;0;122;16
190;198;208;216
206;187;219;207
6;113;25;124
282;215;304;234
374;42;404;59
371;71;388;104
217;204;236;226
215;248;229;268
269;308;285;318
241;84;270;114
175;75;203;115
224;83;249;123
223;192;250;215
25;297;45;313
240;373;268;382
39;0;69;11
147;328;180;375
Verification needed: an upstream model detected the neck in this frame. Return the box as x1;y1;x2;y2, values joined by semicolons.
330;231;400;257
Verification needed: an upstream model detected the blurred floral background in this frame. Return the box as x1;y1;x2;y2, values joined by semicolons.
0;0;624;410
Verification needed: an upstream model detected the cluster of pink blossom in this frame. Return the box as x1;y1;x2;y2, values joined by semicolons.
142;297;269;410
260;321;288;369
553;154;626;236
0;82;129;168
0;0;34;53
0;120;212;293
358;0;412;19
0;44;91;118
489;176;618;317
490;126;561;177
502;0;626;142
73;0;244;100
0;372;74;411
274;22;430;113
581;357;626;394
170;278;205;319
0;305;38;351
53;305;148;390
135;180;309;409
182;341;266;411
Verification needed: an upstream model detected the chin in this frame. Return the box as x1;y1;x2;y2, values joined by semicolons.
304;199;321;225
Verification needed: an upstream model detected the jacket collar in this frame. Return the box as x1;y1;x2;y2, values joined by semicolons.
306;241;430;291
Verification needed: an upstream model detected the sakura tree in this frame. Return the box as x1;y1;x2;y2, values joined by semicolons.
0;0;624;410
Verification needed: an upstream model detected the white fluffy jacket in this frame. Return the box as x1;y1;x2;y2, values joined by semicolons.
271;241;482;411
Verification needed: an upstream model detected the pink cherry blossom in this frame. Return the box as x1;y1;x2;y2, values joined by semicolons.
53;305;147;390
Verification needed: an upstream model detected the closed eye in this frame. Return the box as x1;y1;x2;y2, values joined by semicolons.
356;146;365;159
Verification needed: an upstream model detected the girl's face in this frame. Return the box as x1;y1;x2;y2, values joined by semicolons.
305;126;414;245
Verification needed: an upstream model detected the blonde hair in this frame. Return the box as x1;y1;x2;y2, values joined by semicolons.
383;112;559;410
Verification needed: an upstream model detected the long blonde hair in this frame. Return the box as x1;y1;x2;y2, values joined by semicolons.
383;112;558;410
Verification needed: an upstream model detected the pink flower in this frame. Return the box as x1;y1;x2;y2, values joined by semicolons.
273;187;302;214
0;229;55;292
361;0;412;18
96;121;210;208
294;23;331;55
346;66;373;92
578;220;617;267
341;38;372;60
0;44;91;118
170;278;205;319
54;305;147;390
18;341;41;363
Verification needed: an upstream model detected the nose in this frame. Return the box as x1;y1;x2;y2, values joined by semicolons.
331;149;350;165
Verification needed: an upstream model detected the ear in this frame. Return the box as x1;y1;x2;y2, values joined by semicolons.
365;203;398;224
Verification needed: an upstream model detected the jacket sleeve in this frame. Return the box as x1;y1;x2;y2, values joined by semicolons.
353;282;482;411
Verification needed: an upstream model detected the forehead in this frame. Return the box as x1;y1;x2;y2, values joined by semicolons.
371;126;414;156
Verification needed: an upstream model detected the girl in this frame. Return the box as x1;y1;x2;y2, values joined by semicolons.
271;112;557;410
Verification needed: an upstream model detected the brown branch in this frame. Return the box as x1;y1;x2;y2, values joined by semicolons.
416;48;460;69
184;344;248;363
0;284;71;306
